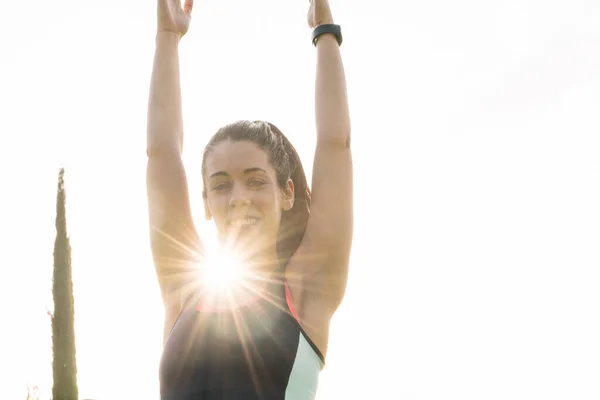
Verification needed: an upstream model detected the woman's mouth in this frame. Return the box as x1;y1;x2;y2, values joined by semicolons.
229;218;259;227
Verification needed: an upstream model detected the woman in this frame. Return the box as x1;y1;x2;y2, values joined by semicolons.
146;0;353;398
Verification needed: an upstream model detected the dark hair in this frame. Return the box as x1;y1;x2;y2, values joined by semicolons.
201;120;311;264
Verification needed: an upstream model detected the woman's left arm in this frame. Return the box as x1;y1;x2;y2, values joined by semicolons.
301;0;353;309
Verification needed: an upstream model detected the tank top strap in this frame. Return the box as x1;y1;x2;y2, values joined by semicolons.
284;281;301;323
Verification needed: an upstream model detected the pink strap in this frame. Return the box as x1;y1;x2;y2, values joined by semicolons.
284;282;300;323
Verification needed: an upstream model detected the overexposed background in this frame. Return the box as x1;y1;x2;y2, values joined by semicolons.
1;0;599;399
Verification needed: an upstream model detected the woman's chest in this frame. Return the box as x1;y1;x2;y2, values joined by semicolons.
160;298;303;392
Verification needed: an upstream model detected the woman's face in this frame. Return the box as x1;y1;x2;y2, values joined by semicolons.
203;140;294;256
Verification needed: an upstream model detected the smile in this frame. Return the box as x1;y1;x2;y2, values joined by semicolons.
230;218;259;227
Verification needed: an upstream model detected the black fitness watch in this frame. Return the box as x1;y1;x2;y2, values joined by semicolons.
311;24;343;46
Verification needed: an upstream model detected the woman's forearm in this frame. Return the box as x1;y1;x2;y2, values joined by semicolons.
315;34;351;147
147;32;185;155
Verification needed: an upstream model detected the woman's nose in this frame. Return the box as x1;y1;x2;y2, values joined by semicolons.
228;185;251;208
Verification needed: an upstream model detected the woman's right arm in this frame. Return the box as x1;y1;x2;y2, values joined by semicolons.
146;0;203;310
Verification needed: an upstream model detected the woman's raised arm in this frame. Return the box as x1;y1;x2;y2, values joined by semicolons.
146;0;203;312
299;0;353;310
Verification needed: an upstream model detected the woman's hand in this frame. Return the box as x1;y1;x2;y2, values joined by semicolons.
307;0;334;29
158;0;193;37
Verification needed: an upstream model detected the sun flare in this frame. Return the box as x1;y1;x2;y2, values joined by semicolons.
204;250;246;292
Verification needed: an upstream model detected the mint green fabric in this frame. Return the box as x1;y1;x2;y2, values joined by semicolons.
284;334;324;399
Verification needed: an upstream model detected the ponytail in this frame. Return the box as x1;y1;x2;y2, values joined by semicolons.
266;123;311;264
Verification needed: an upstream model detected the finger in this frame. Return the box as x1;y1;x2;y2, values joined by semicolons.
183;0;193;15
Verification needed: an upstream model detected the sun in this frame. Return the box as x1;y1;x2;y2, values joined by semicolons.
204;250;246;292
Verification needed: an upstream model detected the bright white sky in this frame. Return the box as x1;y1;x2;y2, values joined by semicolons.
1;0;600;399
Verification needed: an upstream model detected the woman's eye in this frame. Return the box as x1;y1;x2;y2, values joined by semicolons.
249;180;265;187
212;183;231;191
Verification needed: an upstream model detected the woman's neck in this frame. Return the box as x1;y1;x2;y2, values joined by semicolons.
246;250;283;275
217;242;282;274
